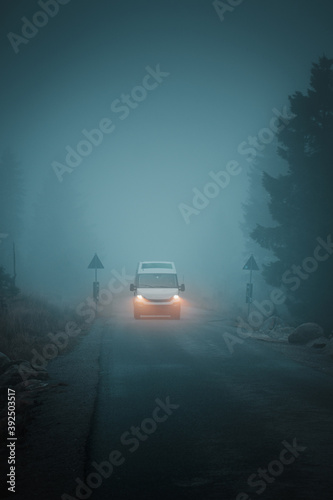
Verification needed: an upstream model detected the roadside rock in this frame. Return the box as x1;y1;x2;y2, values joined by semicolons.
321;338;333;357
0;364;25;386
0;360;49;387
288;322;324;345
306;337;330;349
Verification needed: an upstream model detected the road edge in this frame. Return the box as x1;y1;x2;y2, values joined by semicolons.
6;322;104;500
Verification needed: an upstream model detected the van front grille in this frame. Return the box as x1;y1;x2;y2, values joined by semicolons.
145;298;173;303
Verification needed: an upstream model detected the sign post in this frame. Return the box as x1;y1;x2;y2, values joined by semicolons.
243;255;259;316
12;243;16;287
88;253;104;303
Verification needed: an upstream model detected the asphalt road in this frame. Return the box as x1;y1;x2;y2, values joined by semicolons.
84;300;333;500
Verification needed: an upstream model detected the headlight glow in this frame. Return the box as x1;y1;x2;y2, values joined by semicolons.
136;294;143;300
173;294;180;300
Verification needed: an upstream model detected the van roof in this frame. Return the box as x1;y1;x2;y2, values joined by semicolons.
137;261;176;273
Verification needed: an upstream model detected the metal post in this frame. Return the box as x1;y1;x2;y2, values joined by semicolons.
94;267;97;305
243;254;258;318
13;243;16;287
247;260;253;317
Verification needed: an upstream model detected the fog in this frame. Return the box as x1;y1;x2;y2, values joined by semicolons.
1;0;333;312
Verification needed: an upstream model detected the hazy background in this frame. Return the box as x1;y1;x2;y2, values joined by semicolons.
1;0;332;310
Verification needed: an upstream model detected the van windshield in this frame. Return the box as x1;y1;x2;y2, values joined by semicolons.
137;273;178;288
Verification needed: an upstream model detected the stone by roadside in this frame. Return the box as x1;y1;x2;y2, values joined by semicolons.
216;315;333;377
248;317;333;377
1;322;103;500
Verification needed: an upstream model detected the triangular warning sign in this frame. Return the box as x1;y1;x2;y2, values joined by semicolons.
243;255;259;271
88;253;104;269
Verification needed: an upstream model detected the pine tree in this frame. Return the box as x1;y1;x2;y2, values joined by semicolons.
241;148;287;266
250;56;333;329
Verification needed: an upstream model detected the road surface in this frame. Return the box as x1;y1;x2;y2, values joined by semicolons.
83;300;333;499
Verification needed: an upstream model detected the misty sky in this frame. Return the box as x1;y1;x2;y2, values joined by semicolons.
1;0;333;304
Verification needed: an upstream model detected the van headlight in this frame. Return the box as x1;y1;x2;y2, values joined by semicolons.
136;294;143;300
173;294;180;300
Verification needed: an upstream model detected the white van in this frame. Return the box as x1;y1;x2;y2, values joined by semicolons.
130;261;185;319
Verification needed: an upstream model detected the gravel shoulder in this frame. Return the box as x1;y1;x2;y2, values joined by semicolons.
5;321;103;500
257;338;333;377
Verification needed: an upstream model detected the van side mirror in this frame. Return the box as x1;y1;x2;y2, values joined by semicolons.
179;284;185;292
130;284;135;292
